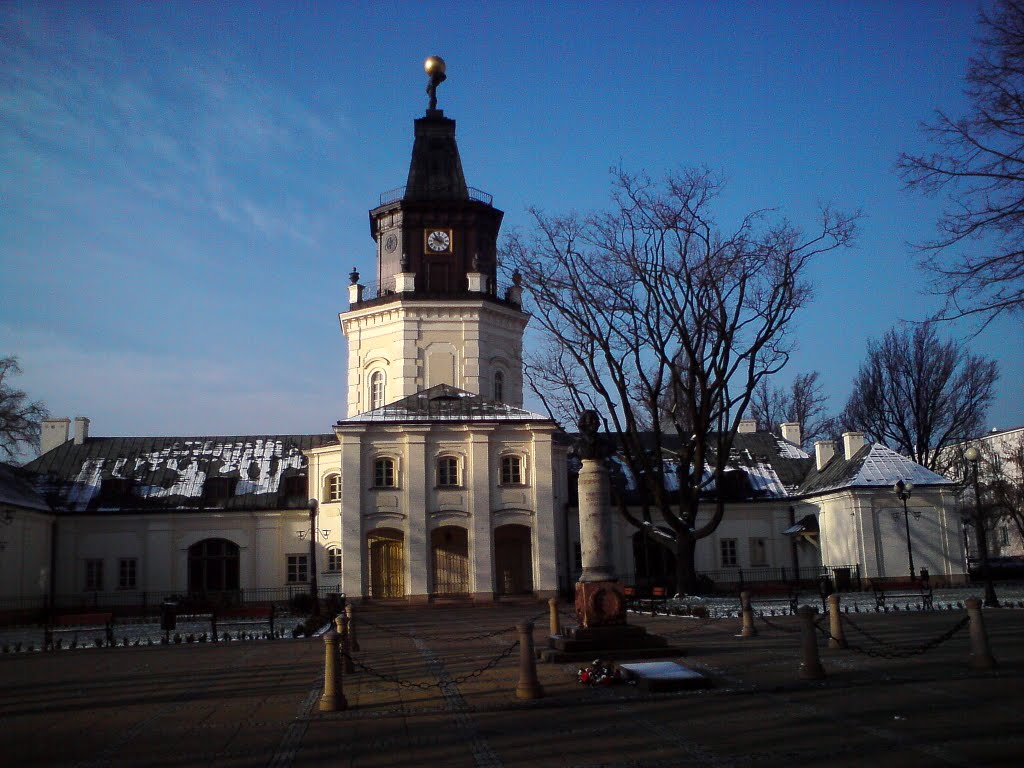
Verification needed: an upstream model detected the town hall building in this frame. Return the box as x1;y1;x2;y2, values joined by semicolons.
0;61;971;612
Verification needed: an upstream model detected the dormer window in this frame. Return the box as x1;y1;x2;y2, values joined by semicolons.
280;474;307;499
202;476;237;503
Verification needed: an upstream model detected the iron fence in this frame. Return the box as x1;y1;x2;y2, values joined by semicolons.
697;564;862;591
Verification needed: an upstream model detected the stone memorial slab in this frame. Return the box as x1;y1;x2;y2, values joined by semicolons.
618;661;711;692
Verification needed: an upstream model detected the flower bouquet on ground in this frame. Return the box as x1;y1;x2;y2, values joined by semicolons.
577;659;623;686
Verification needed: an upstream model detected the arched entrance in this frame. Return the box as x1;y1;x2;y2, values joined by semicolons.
494;524;533;595
632;528;676;588
187;538;240;594
368;528;405;598
431;526;469;596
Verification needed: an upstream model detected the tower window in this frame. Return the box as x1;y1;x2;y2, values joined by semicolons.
373;458;397;488
500;455;524;485
437;456;460;487
369;370;386;410
494;371;505;401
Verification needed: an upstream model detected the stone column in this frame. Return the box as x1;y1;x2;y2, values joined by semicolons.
548;598;560;637
827;593;847;649
578;457;615;583
798;605;825;680
740;590;757;638
515;621;544;699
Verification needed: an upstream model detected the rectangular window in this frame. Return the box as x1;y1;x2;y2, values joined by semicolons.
373;458;396;488
118;558;137;589
437;456;460;487
327;547;342;572
720;539;738;568
749;538;768;567
287;554;309;583
501;455;523;485
1000;526;1010;546
85;559;103;591
326;474;342;502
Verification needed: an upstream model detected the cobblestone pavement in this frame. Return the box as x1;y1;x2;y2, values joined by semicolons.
1;600;1021;767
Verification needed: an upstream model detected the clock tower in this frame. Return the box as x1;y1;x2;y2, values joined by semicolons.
341;57;529;416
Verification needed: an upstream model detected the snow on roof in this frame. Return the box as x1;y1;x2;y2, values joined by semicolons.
799;442;954;496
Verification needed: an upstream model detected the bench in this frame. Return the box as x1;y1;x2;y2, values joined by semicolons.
623;586;670;615
873;584;934;611
45;612;115;649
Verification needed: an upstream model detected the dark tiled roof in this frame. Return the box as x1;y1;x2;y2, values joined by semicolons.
342;384;551;424
0;462;50;512
22;434;336;514
797;442;954;496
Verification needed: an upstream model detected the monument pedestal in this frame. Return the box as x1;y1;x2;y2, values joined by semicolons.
540;580;684;662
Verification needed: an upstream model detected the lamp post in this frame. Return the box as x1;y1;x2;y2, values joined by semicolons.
963;447;999;607
893;480;916;582
307;498;321;616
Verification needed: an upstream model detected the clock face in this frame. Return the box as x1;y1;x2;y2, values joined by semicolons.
384;234;398;253
426;229;452;252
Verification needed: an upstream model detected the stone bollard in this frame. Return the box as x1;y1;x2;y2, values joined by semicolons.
336;613;354;674
827;593;847;650
211;611;218;643
548;598;560;637
966;598;997;670
740;591;757;638
319;624;347;712
515;621;544;700
797;605;825;680
346;604;360;652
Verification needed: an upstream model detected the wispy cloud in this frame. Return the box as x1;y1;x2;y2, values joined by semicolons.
0;4;344;248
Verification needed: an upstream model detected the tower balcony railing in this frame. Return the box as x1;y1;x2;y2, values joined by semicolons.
355;276;520;308
377;185;493;206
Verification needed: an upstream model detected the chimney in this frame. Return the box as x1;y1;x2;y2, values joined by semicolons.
40;417;71;454
73;416;90;446
738;418;758;434
814;440;835;471
842;431;865;460
781;422;801;446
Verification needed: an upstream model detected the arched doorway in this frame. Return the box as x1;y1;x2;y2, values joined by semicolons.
368;529;405;598
431;526;469;596
631;528;676;588
494;524;533;595
187;538;240;594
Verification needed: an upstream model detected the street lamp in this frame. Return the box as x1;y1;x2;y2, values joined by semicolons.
307;498;321;616
893;480;916;583
963;447;999;607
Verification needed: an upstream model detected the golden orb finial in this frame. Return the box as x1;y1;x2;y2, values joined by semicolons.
424;55;446;76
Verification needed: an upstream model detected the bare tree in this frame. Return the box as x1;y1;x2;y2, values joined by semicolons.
898;0;1024;327
841;323;998;473
969;433;1024;548
503;168;856;594
0;356;49;462
749;371;830;447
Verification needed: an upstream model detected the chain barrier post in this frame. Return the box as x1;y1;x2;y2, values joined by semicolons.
548;598;560;637
515;621;544;700
346;603;360;652
827;593;847;650
740;590;757;638
965;598;996;670
319;619;347;712
797;605;825;680
337;612;355;674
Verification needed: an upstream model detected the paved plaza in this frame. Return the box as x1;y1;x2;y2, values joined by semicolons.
1;600;1022;767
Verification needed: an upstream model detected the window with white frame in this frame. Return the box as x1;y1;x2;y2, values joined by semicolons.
500;455;524;485
749;538;768;567
324;473;342;502
119;558;137;589
369;370;385;410
493;370;505;401
373;457;397;488
437;456;460;487
327;546;342;572
85;559;103;591
287;554;309;583
720;538;738;567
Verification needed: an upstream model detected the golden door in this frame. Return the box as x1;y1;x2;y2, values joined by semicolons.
368;529;405;598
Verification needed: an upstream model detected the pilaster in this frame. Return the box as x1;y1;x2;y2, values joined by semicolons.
469;428;495;601
403;427;431;602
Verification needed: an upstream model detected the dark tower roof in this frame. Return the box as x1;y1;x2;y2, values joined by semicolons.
403;111;470;202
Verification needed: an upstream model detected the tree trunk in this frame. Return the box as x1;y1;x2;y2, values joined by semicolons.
674;533;699;596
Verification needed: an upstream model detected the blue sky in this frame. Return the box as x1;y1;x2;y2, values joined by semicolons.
1;0;1021;441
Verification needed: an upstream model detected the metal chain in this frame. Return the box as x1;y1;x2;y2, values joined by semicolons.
342;638;520;690
758;614;801;634
814;615;969;659
354;614;516;642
